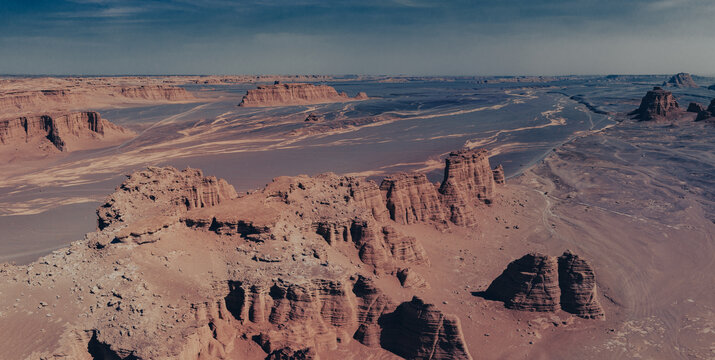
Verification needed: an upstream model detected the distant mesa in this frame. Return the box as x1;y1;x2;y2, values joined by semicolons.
238;83;368;107
484;251;605;319
663;72;699;88
629;87;681;121
0;111;133;153
687;102;706;113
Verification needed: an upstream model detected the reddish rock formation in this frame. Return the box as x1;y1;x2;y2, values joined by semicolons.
97;166;238;229
380;297;472;360
486;251;605;319
695;99;715;122
439;149;497;225
349;220;428;272
0;89;78;113
119;85;194;101
380;172;446;224
492;164;506;184
352;276;395;347
485;253;561;312
687;102;706;113
0;111;131;152
396;268;429;289
630;87;681;121
663;73;699;88
558;251;605;319
238;83;367;107
348;178;389;221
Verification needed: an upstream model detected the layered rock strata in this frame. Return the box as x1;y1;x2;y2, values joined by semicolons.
119;85;193;101
439;149;498;225
0;111;131;152
380;297;473;360
558;251;605;319
97;166;238;230
630;87;681;121
238;83;367;107
486;252;605;319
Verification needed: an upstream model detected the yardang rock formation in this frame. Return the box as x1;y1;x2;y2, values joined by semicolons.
238;82;368;107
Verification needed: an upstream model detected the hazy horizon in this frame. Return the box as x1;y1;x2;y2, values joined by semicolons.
2;0;715;76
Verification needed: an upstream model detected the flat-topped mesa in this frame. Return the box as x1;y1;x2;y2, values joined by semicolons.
663;72;699;88
119;85;194;101
558;251;605;319
380;172;447;224
238;83;367;107
485;253;561;312
0;111;131;152
97;166;238;230
486;251;605;319
380;296;473;360
630;87;681;121
438;148;498;226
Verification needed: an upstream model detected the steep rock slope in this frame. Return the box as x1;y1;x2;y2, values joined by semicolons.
629;87;681;121
238;83;367;107
486;252;605;319
0;111;132;152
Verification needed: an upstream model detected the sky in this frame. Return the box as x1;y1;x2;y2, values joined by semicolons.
1;0;714;75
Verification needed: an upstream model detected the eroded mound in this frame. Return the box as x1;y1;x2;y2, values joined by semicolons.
630;87;681;121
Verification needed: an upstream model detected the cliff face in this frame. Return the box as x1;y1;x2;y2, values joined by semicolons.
238;83;367;107
486;252;605;319
558;251;605;319
380;173;446;224
439;149;497;225
630;87;680;121
97;166;238;230
8;147;515;360
0;111;131;152
380;297;473;360
663;73;699;88
485;253;561;312
687;102;706;113
0;89;78;114
119;85;194;101
695;99;715;122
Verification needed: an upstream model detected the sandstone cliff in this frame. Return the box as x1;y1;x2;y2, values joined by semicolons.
630;87;681;121
485;253;561;312
238;83;367;107
119;85;194;101
558;251;605;319
663;73;699;88
439;149;497;225
97;166;238;230
486;252;605;319
695;99;715;122
380;173;446;225
380;297;472;360
0;111;132;152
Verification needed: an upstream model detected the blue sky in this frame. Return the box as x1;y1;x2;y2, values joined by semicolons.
1;0;714;75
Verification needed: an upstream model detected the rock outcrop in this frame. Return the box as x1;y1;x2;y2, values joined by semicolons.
97;166;238;229
558;251;605;319
380;297;472;360
708;84;715;91
119;85;194;101
486;251;605;319
663;73;698;88
380;173;446;224
485;253;561;312
0;111;131;152
695;99;715;122
630;87;681;121
238;83;367;107
439;149;497;225
687;102;706;113
492;164;506;184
